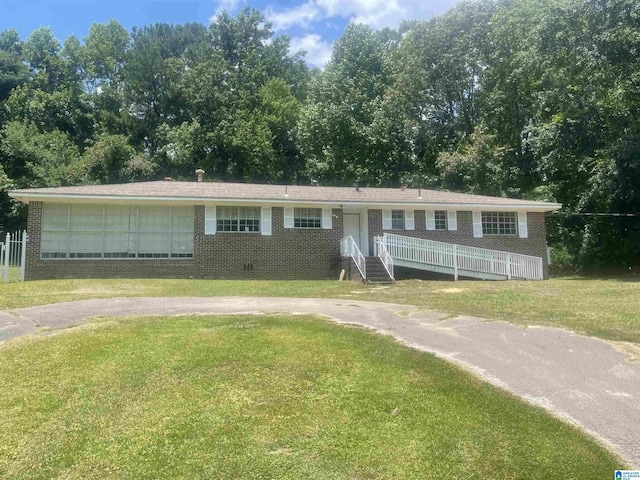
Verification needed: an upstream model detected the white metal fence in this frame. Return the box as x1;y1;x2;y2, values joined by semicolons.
0;231;27;283
383;233;543;281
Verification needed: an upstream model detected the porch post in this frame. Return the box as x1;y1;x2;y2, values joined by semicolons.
453;244;458;281
4;232;9;283
20;230;27;282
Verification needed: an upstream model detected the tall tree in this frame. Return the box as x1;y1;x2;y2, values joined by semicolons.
299;24;397;185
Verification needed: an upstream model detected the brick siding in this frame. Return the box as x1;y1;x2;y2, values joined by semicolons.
24;202;549;281
24;202;343;281
194;206;342;280
368;210;550;279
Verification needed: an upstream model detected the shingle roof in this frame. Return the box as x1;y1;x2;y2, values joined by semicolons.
9;180;561;210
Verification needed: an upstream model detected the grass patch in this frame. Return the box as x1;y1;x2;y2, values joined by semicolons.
0;315;625;478
1;276;639;343
0;266;20;283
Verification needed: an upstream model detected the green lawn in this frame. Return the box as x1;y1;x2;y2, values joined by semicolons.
1;276;639;342
0;314;625;478
0;266;20;283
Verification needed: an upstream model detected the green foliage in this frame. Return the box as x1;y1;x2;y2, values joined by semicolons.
0;50;28;102
84;133;154;183
0;2;639;268
0;121;88;187
299;24;401;185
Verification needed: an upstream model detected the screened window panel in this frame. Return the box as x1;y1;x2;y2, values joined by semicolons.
171;207;194;232
42;204;69;230
171;233;194;257
138;232;170;257
69;205;103;231
105;205;135;231
138;206;170;232
104;232;136;258
68;232;103;257
41;204;193;259
41;231;68;258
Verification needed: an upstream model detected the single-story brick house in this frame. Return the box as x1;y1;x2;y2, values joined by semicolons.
9;175;561;281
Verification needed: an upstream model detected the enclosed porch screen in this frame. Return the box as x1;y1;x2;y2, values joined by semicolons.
41;204;194;259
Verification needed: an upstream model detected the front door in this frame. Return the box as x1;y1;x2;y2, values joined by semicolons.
343;213;361;250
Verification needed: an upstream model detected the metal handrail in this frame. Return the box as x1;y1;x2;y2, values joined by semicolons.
340;236;366;281
382;233;543;280
374;236;394;281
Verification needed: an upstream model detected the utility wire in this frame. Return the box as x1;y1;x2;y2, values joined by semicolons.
556;212;640;217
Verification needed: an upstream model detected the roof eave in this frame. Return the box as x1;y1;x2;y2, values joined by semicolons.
8;191;563;212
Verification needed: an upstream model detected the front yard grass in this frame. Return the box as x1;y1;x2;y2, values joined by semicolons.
1;276;638;343
0;314;625;478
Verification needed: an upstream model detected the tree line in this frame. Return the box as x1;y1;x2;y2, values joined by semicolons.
1;0;638;270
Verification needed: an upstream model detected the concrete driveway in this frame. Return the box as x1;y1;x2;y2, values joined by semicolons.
0;296;638;467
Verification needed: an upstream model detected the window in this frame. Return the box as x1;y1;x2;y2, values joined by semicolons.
41;204;194;259
217;206;260;232
391;210;405;230
434;210;447;230
294;208;322;229
481;211;517;235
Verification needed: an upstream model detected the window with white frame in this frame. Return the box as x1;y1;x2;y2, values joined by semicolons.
434;210;447;230
391;210;405;230
481;211;517;235
216;206;260;232
41;204;194;259
294;208;322;229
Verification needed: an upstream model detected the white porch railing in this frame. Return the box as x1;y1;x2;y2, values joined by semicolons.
383;233;543;281
340;236;366;281
374;236;394;281
1;230;27;283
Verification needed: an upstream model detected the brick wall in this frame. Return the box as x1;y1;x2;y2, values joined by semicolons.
24;202;549;281
24;202;343;281
194;206;343;280
368;209;550;279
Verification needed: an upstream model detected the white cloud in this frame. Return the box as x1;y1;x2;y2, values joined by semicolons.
266;0;457;31
266;3;321;32
210;0;244;23
289;34;333;68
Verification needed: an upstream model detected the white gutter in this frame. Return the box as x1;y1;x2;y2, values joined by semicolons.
8;192;562;212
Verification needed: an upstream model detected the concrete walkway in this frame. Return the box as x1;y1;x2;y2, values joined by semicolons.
0;296;638;467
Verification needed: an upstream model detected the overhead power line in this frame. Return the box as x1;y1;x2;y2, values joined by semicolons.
560;212;640;217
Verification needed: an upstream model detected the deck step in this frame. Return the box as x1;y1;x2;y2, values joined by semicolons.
364;257;394;284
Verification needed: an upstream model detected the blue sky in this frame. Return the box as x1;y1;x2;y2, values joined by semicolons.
0;0;460;67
